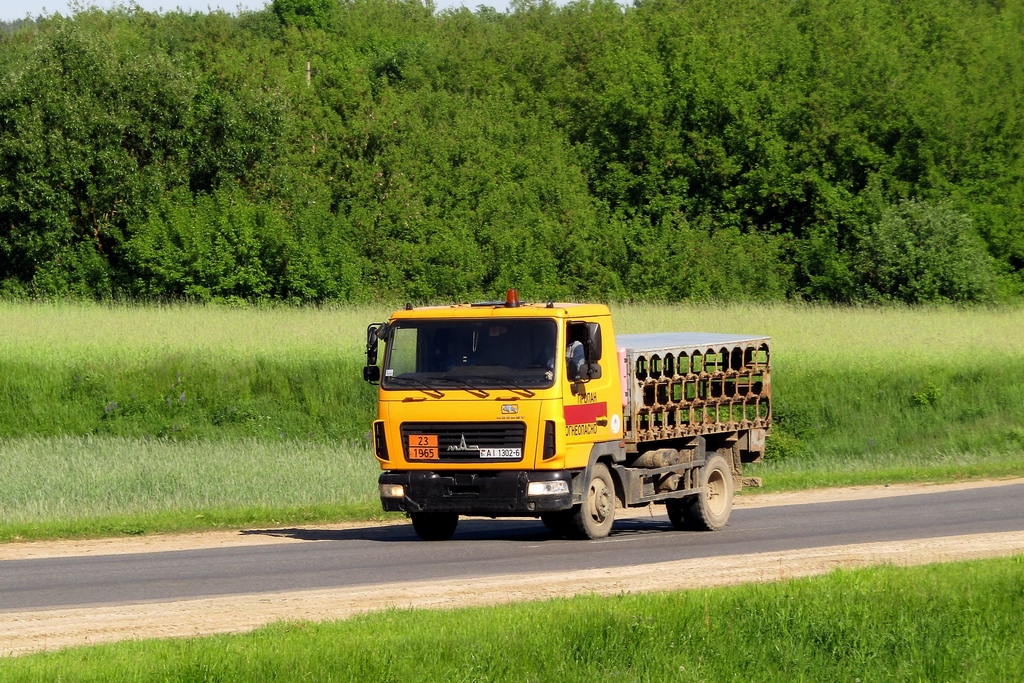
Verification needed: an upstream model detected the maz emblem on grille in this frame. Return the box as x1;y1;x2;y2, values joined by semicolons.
450;434;479;452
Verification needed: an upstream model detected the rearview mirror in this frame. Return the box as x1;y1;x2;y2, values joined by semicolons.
363;365;381;383
586;322;603;361
364;322;389;384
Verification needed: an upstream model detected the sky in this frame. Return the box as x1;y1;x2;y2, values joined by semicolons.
0;0;510;23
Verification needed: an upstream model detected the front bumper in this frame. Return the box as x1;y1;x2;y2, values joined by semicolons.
379;470;575;516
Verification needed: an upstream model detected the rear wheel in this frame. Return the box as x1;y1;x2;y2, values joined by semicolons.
683;454;733;531
571;463;616;539
665;498;687;530
410;512;459;541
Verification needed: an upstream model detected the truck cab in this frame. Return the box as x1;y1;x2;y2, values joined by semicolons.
363;291;770;541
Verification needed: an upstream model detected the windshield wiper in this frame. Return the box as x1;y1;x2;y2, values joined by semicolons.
437;375;490;398
452;374;536;398
386;376;445;399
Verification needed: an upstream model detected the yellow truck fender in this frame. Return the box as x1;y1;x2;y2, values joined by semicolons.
571;439;627;507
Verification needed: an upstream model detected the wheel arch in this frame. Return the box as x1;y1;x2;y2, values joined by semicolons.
583;440;626;507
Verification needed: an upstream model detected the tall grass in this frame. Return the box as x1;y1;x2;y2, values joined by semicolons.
0;354;378;440
0;301;390;357
3;556;1023;678
0;302;388;440
617;304;1024;470
614;302;1024;364
1;301;1022;539
0;438;382;540
6;301;1023;447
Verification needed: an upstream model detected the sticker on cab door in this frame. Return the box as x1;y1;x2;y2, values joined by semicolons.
564;402;607;436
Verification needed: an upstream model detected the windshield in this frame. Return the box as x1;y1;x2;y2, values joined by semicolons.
382;318;557;391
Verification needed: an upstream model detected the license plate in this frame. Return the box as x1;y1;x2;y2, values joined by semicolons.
478;448;521;459
408;434;438;460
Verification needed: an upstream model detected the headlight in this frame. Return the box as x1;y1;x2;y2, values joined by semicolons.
528;480;569;496
379;484;405;498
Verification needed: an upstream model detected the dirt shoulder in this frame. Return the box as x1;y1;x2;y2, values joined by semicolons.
2;477;1023;658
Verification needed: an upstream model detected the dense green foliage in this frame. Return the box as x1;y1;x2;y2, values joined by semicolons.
1;0;1022;303
4;557;1024;679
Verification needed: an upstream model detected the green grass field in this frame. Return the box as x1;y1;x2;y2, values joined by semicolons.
0;302;384;440
0;437;382;540
2;556;1022;679
1;302;1022;540
2;303;1022;675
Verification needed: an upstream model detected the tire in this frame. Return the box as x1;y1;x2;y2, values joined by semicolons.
570;462;616;539
665;498;687;530
410;512;459;541
683;454;733;531
541;510;576;537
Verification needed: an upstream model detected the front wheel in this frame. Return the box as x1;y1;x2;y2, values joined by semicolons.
571;462;616;539
541;510;576;537
410;512;459;541
682;454;734;531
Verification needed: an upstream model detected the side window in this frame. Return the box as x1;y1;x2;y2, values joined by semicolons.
566;322;603;381
387;327;418;377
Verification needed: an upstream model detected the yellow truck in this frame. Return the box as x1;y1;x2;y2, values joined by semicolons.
362;291;771;540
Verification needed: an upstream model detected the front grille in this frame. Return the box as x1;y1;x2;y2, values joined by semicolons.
401;422;527;462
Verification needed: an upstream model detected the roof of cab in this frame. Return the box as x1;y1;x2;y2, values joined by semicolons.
389;301;611;320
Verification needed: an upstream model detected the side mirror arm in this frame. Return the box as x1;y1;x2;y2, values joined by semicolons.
363;322;389;384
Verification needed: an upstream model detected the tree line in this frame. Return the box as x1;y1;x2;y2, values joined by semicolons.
1;0;1022;303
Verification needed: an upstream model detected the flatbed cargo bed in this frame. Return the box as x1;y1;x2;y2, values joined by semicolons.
617;333;771;449
617;332;771;352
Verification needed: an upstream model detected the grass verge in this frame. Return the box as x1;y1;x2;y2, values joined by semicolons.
747;449;1024;492
0;437;385;542
2;555;1022;678
2;436;1020;542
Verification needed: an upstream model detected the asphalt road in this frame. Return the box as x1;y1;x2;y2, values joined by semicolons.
3;484;1023;613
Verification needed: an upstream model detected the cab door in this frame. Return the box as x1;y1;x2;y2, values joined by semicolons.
560;318;622;469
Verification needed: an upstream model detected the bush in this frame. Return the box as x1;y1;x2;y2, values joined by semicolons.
271;0;335;28
853;200;999;303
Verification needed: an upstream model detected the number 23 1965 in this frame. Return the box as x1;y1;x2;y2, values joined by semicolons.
408;434;438;460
